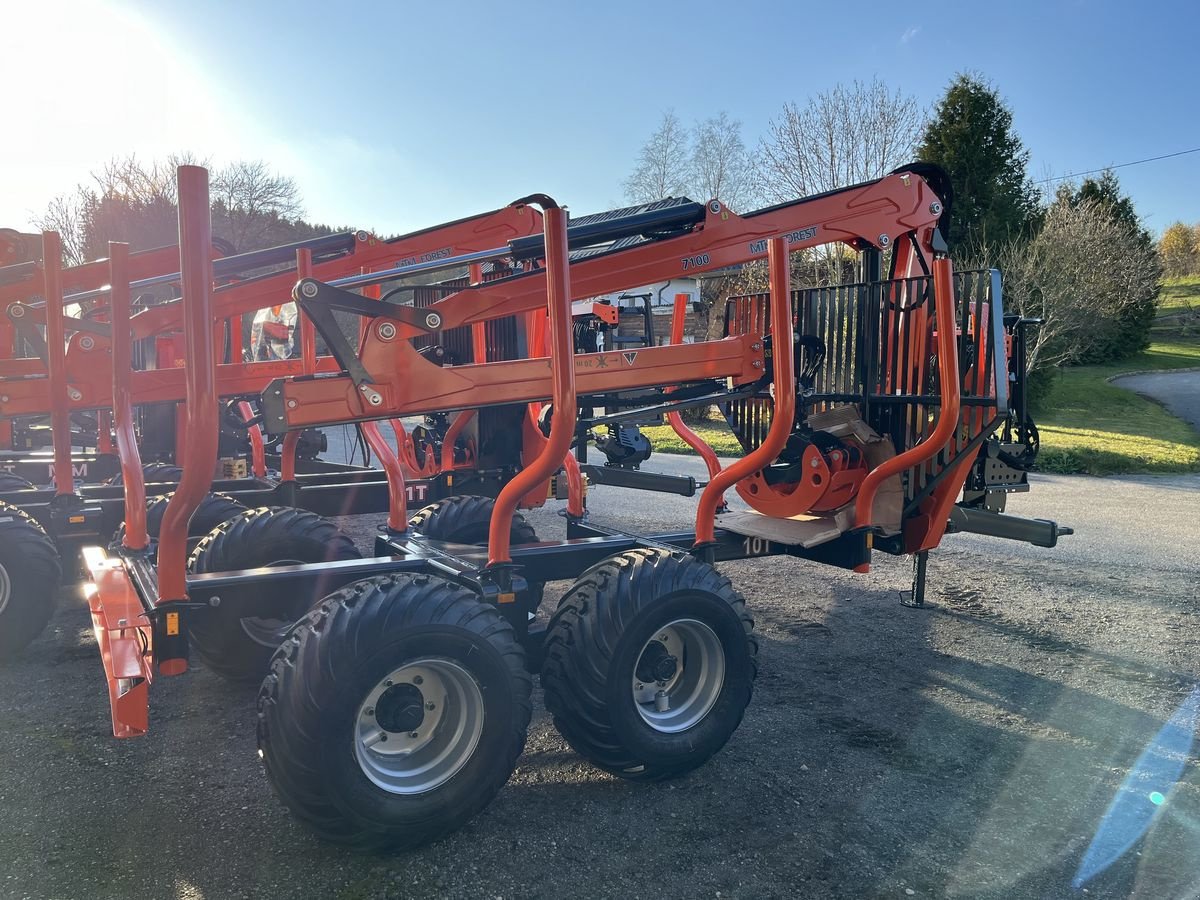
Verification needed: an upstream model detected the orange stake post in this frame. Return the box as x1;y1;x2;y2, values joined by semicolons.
853;258;961;537
157;167;220;659
361;421;408;530
109;243;148;550
238;400;267;478
694;238;795;545
487;201;574;565
665;292;725;505
41;232;76;497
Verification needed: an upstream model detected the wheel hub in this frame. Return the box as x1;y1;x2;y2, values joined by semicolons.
373;683;425;734
354;658;485;795
635;641;678;684
630;619;725;734
652;654;678;681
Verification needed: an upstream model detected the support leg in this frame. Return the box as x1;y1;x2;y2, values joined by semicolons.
903;550;929;608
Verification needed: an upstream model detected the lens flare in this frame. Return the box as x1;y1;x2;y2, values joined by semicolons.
1072;684;1200;889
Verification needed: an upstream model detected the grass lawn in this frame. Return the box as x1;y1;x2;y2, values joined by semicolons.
1158;276;1200;313
642;421;744;457
1033;339;1200;475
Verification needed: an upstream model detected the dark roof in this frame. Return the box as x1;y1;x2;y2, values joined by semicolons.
568;197;698;260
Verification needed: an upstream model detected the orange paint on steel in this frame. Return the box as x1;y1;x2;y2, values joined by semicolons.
157;166;221;610
128;207;541;342
360;420;407;530
238;400;267;478
0;242;182;307
41;232;76;496
488;204;574;565
96;410;114;454
85;547;154;736
296;247;317;374
469;262;488;364
279;430;300;481
389;419;437;477
695;238;795;546
360;278;408;525
440;409;476;470
524;288;583;519
665;292;724;502
108;243;149;551
0;353;346;418
854;257;961;535
562;453;585;518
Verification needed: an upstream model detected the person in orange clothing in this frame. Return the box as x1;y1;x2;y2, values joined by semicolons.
249;302;298;360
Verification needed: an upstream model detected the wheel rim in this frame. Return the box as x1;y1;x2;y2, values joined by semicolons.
237;558;308;648
0;562;10;616
354;658;485;795
631;618;725;734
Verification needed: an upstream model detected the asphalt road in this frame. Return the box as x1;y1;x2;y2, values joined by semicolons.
1;456;1198;899
1112;369;1200;431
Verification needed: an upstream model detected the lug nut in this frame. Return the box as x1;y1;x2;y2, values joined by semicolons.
412;675;423;685
409;731;420;739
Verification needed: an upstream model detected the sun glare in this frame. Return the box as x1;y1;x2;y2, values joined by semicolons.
0;1;235;228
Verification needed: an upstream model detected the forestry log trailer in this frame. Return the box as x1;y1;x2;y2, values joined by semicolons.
76;164;1067;850
0;204;690;558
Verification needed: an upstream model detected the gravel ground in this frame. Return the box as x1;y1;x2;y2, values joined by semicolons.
2;459;1199;900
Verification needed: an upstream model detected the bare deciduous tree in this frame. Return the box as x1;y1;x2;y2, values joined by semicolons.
755;79;922;284
756;78;924;201
691;112;754;210
623;110;691;203
35;193;90;266
991;198;1161;374
33;155;309;264
211;160;304;250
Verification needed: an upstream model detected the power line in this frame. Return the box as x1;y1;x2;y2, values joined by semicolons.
1035;146;1200;184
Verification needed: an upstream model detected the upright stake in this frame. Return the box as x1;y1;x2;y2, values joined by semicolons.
157;167;220;661
41;231;75;497
694;237;795;546
109;242;148;550
487;200;574;565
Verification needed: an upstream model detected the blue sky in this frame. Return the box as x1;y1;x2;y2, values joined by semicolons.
2;0;1197;239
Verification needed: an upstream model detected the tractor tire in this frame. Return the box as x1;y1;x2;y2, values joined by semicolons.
107;462;183;486
187;507;361;682
112;491;248;549
408;495;544;606
0;501;62;660
258;574;532;850
541;548;757;781
0;473;36;492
